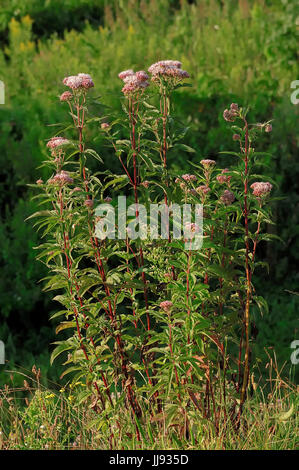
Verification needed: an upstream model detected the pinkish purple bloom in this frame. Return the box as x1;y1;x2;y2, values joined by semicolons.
196;185;210;195
216;168;231;185
49;171;73;185
265;123;272;133
135;70;149;82
200;159;216;168
47;137;70;149
101;122;110;130
63;73;94;90
160;300;173;312
250;182;273;197
148;60;189;82
63;75;83;89
60;91;73;102
118;69;135;80
223;109;236;122
181;174;197;182
230;103;239;112
120;70;150;95
84;199;94;208
220;190;235;205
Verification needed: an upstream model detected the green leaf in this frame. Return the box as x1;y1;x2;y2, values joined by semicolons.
276;404;294;422
173;143;195;153
50;340;74;365
56;321;76;334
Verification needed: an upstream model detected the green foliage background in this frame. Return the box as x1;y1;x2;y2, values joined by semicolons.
0;0;298;386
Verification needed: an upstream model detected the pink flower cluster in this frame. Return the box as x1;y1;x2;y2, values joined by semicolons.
60;91;73;102
200;159;216;169
49;170;73;185
223;103;239;122
148;60;189;81
63;73;94;90
71;187;82;193
217;168;231;185
220;190;235;205
47;136;70;149
84;199;94;208
250;182;273;197
175;174;197;191
196;185;210;195
265;123;272;133
181;174;197;182
118;69;149;95
160;300;173;312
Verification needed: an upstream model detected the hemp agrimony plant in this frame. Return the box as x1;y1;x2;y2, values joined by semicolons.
31;61;275;441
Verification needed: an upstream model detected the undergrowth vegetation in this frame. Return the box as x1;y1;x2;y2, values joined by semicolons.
1;355;297;450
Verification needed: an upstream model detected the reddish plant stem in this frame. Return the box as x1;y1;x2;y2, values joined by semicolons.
129;96;150;331
186;249;191;344
58;188;109;406
168;319;181;401
219;215;228;316
240;118;251;409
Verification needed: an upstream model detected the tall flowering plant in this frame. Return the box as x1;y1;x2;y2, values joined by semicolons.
30;61;275;440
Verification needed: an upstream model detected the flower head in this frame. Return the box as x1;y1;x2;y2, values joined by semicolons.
63;75;83;89
200;159;216;168
60;91;73;102
101;122;110;130
265;123;272;133
160;300;173;312
63;73;94;90
196;185;210;195
148;60;189;82
119;69;150;95
55;170;73;185
250;182;273;197
230;103;239;112
220;190;235;205
223;109;235;122
135;70;149;81
84;199;94;208
181;174;197;182
216;168;231;185
47;136;70;149
48;171;73;185
118;69;135;80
